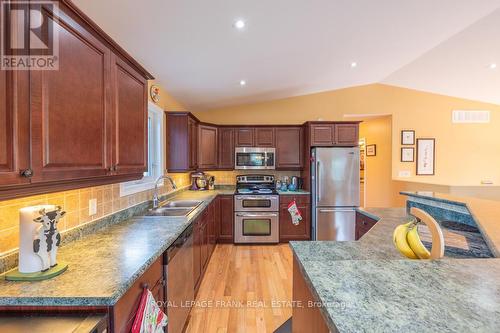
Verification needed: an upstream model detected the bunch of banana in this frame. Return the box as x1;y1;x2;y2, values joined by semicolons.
393;220;431;259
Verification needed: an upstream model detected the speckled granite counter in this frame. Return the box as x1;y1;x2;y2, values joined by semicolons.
0;189;234;307
290;207;500;332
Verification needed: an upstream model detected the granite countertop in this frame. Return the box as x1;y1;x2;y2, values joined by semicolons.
401;191;500;257
290;207;500;332
0;189;234;307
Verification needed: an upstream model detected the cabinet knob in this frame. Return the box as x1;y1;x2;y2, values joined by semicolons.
20;168;33;178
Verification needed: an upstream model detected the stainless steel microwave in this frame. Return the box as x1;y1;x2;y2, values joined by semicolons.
235;147;275;170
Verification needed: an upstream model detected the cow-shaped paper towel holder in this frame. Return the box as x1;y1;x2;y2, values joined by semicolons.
5;206;69;281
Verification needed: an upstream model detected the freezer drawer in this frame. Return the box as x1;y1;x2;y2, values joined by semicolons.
315;208;356;241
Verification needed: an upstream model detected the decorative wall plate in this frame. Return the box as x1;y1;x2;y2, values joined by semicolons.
150;84;161;103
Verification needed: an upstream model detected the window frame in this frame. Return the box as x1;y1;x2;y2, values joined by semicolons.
120;101;164;197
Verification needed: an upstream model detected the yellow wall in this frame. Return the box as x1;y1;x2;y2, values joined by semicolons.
194;84;500;188
0;81;190;256
359;116;402;207
148;80;186;111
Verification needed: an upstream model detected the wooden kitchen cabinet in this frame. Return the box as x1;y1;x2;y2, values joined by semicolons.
275;127;303;169
279;195;311;242
166;112;199;172
355;212;378;240
208;200;217;255
310;123;335;146
0;69;30;188
335;123;359;146
310;122;359;147
112;256;164;333
198;124;218;170
218;195;234;243
0;1;152;200
30;6;113;184
188;116;198;170
218;128;235;169
292;257;329;333
235;128;254;147
111;55;148;175
255;127;275;147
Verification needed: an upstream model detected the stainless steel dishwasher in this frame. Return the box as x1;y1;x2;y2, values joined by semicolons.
165;225;194;333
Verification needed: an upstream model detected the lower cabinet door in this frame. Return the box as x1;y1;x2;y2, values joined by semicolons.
112;257;164;333
279;203;311;242
218;195;234;243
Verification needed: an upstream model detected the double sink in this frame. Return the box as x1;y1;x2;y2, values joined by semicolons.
145;200;203;217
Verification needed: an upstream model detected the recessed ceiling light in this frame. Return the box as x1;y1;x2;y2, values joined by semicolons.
239;80;246;86
350;62;358;68
489;63;497;69
234;19;246;30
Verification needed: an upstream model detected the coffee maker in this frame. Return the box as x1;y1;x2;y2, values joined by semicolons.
190;172;208;191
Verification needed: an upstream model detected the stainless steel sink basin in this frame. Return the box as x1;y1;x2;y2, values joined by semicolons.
145;207;194;217
160;200;202;208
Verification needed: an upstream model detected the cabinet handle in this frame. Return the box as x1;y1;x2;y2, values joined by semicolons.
20;168;34;178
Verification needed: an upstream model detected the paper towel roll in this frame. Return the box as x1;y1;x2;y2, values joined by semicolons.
19;205;56;273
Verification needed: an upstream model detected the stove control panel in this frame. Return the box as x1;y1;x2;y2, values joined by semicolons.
236;175;275;184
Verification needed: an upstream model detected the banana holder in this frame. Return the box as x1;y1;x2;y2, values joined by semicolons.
393;207;445;260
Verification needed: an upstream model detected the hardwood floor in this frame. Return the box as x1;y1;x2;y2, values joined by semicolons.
185;244;293;333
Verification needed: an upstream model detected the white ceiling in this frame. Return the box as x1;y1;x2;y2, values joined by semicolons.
73;0;500;110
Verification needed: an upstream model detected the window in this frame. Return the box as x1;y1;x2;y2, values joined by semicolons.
120;102;164;196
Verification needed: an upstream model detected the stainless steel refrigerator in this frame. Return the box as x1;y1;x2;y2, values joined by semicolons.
311;147;360;241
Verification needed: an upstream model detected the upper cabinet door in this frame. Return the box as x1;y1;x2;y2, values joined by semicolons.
0;70;30;187
255;128;275;147
198;125;218;169
218;128;234;169
275;127;303;169
235;128;254;147
188;117;198;170
310;124;335;146
111;56;148;175
335;124;359;146
30;6;112;183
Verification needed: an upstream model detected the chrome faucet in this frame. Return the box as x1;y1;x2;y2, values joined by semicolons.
152;175;177;209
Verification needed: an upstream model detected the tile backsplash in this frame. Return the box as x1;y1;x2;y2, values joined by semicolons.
0;173;190;256
208;170;301;185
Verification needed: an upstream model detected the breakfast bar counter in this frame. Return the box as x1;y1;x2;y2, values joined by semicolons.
290;204;500;332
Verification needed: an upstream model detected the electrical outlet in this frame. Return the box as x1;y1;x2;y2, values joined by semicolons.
89;199;97;216
398;170;411;178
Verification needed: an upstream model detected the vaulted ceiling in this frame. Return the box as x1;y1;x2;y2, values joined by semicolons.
73;0;500;110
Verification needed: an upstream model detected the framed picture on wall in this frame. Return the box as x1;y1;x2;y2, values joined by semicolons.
401;147;414;162
416;138;435;175
401;130;415;145
366;144;376;156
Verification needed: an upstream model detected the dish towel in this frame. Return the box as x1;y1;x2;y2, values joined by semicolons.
288;200;303;225
132;288;168;333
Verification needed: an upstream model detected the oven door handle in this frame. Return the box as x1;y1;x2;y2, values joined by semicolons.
236;213;279;218
235;196;278;200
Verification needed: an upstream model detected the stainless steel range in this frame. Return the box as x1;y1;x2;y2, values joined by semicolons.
234;175;279;244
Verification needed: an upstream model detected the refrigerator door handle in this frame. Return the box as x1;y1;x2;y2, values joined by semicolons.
319;208;355;213
316;160;321;203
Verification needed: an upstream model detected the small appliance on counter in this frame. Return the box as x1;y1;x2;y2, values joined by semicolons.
190;172;209;191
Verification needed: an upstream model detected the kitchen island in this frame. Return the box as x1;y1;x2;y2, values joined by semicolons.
290;204;500;332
